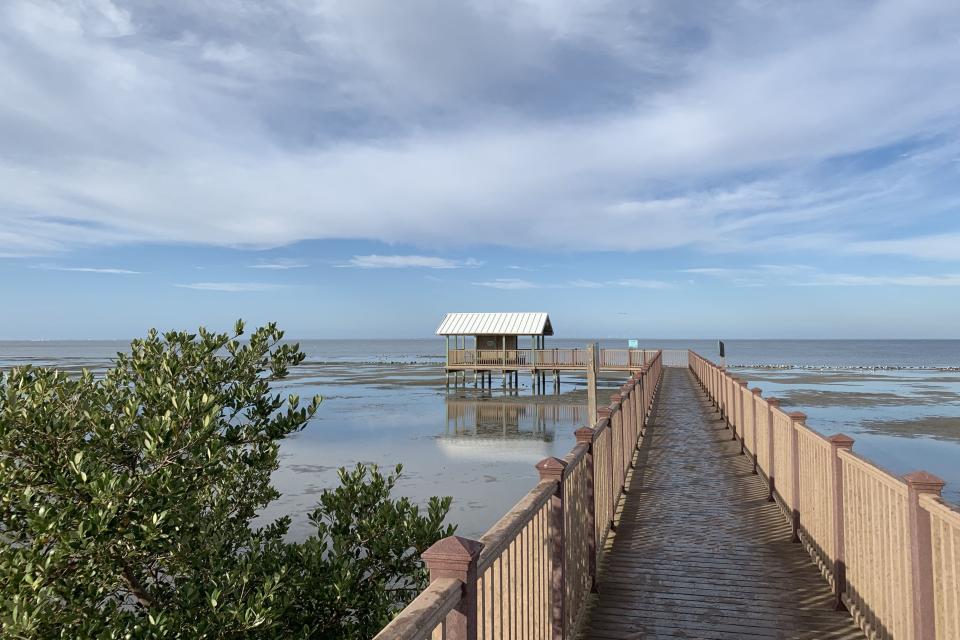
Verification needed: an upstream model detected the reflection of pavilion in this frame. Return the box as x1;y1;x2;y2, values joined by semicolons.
444;400;586;440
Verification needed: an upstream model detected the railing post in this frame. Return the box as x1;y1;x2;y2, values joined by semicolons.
537;457;568;640
620;386;634;467
633;372;643;438
421;536;484;640
575;427;599;594
766;399;780;502
750;388;762;472
788;411;806;543
737;381;748;450
826;433;854;610
597;406;615;532
586;344;598;425
610;395;626;489
904;470;945;640
719;366;727;420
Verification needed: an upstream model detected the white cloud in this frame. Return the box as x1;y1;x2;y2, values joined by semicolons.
34;265;140;274
797;273;960;287
248;260;308;270
683;264;960;287
175;282;289;292
472;278;539;290
846;233;960;261
1;1;959;257
567;278;604;288
342;255;482;269
472;277;674;290
610;279;673;289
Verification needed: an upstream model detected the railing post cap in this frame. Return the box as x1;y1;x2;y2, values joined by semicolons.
596;406;612;418
827;433;854;448
421;535;484;568
766;397;781;406
751;387;763;395
788;411;807;422
904;471;946;494
738;380;749;387
536;456;567;481
574;426;594;444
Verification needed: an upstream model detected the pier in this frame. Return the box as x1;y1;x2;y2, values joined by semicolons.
437;312;687;391
375;351;960;640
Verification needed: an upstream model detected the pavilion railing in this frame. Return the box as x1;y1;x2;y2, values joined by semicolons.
374;351;663;640
689;351;959;640
447;348;656;369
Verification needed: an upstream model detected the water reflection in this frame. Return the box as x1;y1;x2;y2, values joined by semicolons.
261;364;585;540
438;401;586;464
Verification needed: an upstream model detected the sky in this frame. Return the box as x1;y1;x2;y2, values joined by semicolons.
1;0;960;340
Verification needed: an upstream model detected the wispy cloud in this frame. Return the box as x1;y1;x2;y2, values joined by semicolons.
797;273;960;287
342;255;482;269
175;282;290;292
567;279;604;288
472;278;539;290
610;279;673;289
248;259;308;270
472;278;673;290
846;233;960;261
683;264;960;287
34;265;140;274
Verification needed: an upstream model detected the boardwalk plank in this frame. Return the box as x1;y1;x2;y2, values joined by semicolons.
576;368;864;640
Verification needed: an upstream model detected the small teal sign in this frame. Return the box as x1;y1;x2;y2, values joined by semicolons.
627;339;639;349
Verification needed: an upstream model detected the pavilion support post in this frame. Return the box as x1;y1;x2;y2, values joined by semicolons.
536;457;567;640
905;471;945;640
575;427;599;594
788;412;806;543
766;399;780;502
421;536;484;640
750;388;762;471
827;433;854;610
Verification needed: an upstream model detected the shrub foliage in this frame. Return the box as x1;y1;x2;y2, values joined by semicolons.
0;322;453;639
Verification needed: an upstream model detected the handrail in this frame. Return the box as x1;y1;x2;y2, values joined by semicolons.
447;348;660;369
688;350;959;640
374;350;664;639
373;577;462;639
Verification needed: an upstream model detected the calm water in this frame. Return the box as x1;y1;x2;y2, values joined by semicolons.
2;339;959;538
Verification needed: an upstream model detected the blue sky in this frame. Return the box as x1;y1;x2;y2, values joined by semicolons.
2;1;960;339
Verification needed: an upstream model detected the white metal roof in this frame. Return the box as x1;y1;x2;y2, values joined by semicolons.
436;312;554;336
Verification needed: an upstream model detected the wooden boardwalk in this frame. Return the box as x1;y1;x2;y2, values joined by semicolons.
578;367;864;640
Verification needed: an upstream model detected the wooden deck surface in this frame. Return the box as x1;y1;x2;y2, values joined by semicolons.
577;368;864;640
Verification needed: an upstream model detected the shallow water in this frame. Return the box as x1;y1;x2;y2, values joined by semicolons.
2;338;959;538
734;367;960;505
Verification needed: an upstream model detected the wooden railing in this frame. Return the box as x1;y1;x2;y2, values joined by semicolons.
447;348;656;369
374;351;664;639
689;351;960;640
